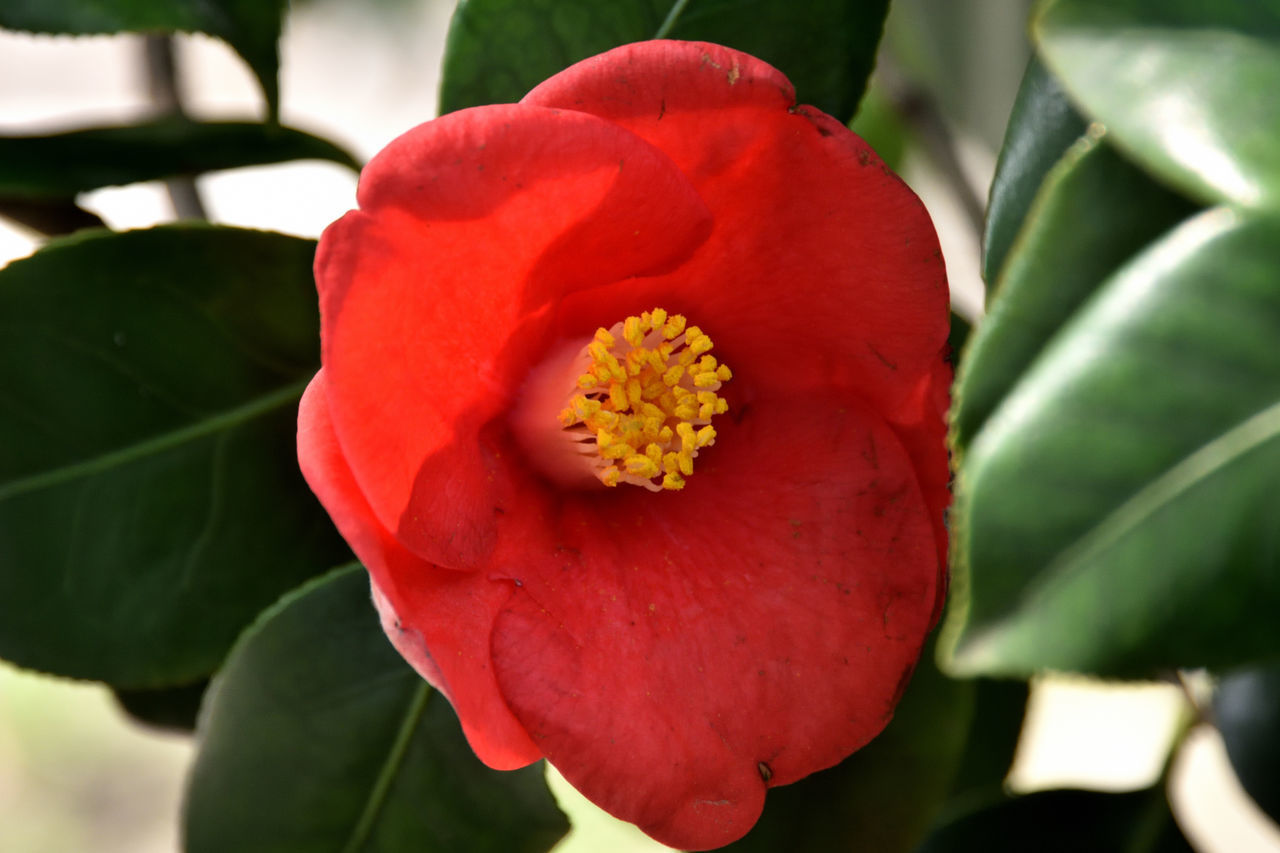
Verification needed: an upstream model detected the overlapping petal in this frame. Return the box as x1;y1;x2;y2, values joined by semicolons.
297;373;540;770
316;104;712;568
488;393;936;849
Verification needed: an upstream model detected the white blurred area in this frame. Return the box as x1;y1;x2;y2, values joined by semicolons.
0;2;1277;852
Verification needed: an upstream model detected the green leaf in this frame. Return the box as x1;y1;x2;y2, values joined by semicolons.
183;564;569;853
1035;0;1280;211
1215;664;1280;824
0;197;105;236
982;55;1087;287
955;129;1197;452
114;680;207;733
0;118;360;200
722;632;973;853
917;787;1194;853
944;209;1280;678
0;225;349;687
0;0;286;120
439;0;889;121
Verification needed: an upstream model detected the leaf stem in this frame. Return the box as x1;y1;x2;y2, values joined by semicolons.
341;683;432;853
143;34;209;221
654;0;692;39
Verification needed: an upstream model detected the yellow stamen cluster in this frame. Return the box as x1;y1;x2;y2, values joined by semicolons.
557;308;731;491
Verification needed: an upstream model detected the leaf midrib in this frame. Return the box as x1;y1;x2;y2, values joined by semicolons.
1024;396;1280;603
0;376;311;502
341;682;432;853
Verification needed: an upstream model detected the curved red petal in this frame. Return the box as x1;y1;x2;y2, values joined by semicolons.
486;393;938;850
316;103;712;568
527;41;948;412
297;372;541;770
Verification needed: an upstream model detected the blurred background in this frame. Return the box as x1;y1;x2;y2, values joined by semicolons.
0;0;1277;850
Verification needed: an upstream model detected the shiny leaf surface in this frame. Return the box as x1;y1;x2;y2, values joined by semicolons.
1036;0;1280;210
945;209;1280;677
956;129;1196;452
0;226;348;686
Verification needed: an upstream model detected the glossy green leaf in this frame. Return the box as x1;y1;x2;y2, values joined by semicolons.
439;0;888;121
0;225;348;687
918;787;1194;853
982;55;1087;287
955;130;1196;452
114;680;207;733
183;564;569;853
723;633;973;853
1214;664;1280;824
1035;0;1280;211
0;1;286;120
0;118;359;200
944;209;1280;678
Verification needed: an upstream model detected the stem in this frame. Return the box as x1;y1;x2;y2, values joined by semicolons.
143;34;208;221
654;0;692;39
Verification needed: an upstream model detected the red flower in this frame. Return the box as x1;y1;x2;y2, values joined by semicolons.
298;40;950;851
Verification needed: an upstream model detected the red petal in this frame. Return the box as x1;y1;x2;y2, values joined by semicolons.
316;103;712;568
297;372;541;770
486;394;938;850
526;41;949;413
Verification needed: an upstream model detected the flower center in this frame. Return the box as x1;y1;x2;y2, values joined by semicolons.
513;308;731;492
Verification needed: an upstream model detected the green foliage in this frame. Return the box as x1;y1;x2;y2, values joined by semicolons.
947;209;1280;677
954;129;1197;453
113;680;208;733
1215;664;1280;824
0;118;359;200
439;0;889;120
0;0;287;120
1036;0;1280;210
183;564;569;853
918;787;1194;853
981;56;1086;288
0;226;349;687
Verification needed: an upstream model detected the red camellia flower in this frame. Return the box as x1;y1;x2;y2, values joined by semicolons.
298;40;950;851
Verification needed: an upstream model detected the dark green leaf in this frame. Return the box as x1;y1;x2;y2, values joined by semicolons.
183;564;569;853
955;129;1197;452
439;0;888;121
0;1;287;120
1035;0;1280;210
1215;664;1280;824
0;197;105;236
941;679;1029;815
918;787;1194;853
0;118;359;200
723;633;972;853
944;209;1280;678
114;679;208;733
0;225;349;687
982;55;1087;287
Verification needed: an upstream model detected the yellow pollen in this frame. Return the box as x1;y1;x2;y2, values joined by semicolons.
555;308;731;491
